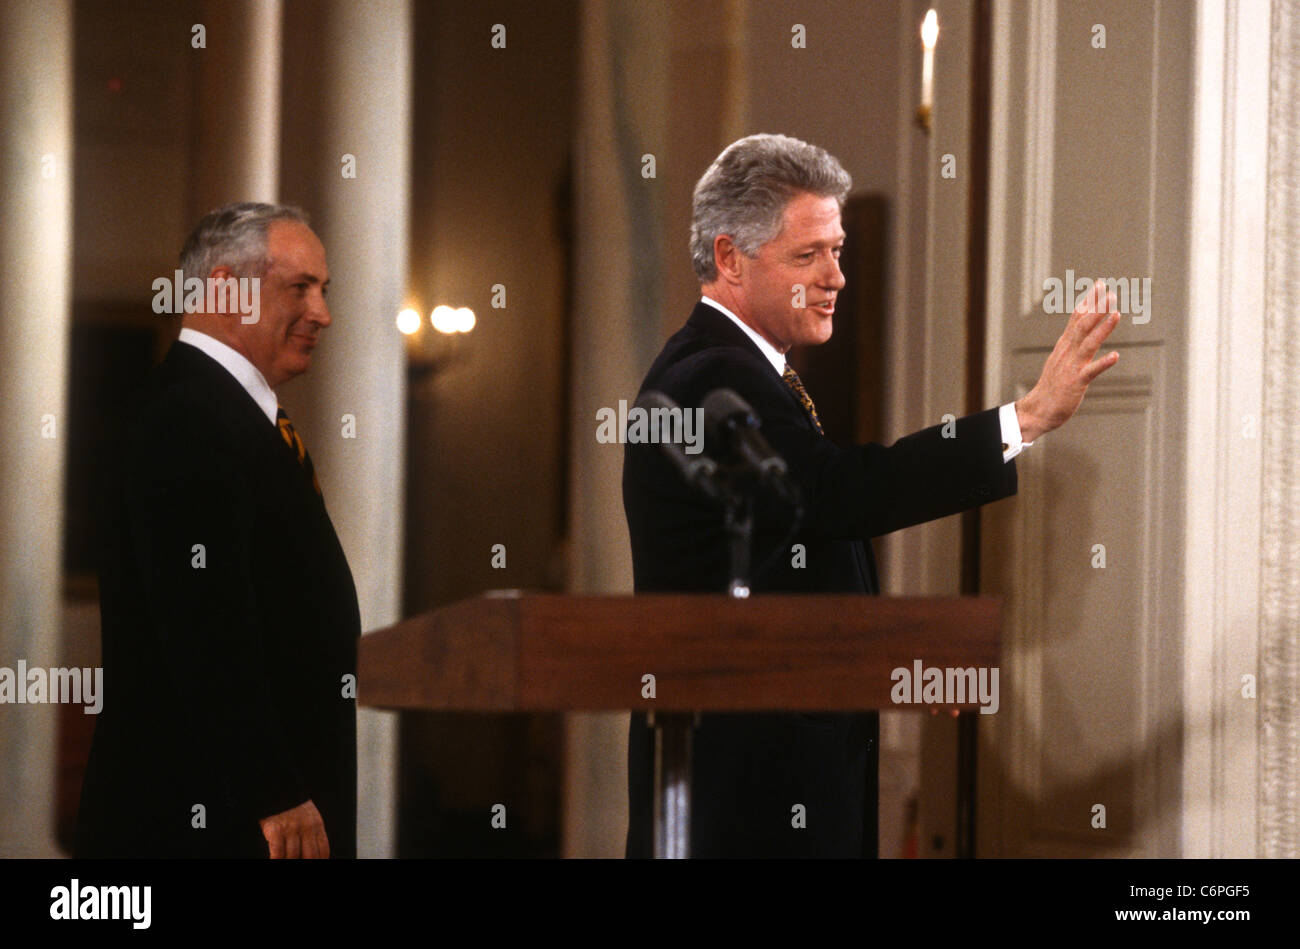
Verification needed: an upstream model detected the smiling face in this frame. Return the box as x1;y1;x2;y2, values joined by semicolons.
237;220;331;388
706;191;846;353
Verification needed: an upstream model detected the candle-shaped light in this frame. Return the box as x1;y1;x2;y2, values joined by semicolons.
919;9;939;130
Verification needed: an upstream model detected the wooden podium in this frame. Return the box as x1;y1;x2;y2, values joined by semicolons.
359;591;1000;857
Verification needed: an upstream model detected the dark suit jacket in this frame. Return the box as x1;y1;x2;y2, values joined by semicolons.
622;301;1017;858
76;340;360;858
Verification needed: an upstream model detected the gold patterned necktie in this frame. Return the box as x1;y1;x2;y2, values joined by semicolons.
782;365;825;436
276;406;322;497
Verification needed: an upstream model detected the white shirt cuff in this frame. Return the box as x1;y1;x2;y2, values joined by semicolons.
999;401;1032;462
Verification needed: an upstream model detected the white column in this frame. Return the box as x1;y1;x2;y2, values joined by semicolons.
1181;0;1268;858
189;0;281;214
0;0;73;857
563;0;670;859
1259;0;1300;860
283;0;412;860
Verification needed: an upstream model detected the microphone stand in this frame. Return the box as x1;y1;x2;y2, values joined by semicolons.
654;477;756;859
722;483;755;599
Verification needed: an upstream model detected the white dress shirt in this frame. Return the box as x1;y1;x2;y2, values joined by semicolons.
177;327;279;427
700;295;1031;462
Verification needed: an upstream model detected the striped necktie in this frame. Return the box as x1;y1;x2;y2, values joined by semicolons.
781;365;825;436
276;406;322;497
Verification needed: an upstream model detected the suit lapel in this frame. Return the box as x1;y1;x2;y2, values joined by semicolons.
165;341;333;519
165;341;312;481
684;301;774;369
684;302;816;428
685;302;874;590
165;342;277;433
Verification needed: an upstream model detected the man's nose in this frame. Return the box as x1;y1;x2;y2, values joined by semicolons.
820;255;846;291
308;291;331;327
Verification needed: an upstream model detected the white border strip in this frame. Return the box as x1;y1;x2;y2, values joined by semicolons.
1182;0;1267;859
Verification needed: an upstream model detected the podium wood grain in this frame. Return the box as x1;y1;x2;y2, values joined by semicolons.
358;593;1000;712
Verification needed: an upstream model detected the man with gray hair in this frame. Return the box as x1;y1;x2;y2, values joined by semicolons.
623;134;1119;857
77;203;361;858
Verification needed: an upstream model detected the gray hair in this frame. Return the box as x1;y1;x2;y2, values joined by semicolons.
179;201;310;282
690;133;851;283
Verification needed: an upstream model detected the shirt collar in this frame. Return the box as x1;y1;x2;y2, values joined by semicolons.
177;327;279;426
700;296;786;376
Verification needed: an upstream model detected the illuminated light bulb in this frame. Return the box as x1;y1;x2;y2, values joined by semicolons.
396;307;421;335
455;307;476;333
431;304;459;335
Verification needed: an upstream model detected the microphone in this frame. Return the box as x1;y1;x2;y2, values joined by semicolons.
701;388;799;505
634;391;722;500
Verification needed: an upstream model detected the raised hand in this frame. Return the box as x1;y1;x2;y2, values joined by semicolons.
1015;278;1121;443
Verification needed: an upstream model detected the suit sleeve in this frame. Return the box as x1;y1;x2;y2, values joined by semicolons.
121;400;310;822
667;351;1017;541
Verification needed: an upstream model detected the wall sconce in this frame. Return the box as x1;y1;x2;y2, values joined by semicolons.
399;304;476;376
916;9;938;133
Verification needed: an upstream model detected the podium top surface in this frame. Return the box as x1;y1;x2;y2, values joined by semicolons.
358;592;1001;712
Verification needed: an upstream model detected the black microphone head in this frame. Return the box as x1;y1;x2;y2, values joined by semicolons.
702;388;759;430
702;388;796;499
634;390;676;414
703;388;761;464
634;389;721;499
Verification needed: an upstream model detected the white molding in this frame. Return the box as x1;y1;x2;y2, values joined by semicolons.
1181;0;1267;859
983;2;1009;409
1145;0;1162;314
1019;0;1057;317
1259;0;1300;859
1000;364;1162;858
880;0;923;596
984;0;1056;406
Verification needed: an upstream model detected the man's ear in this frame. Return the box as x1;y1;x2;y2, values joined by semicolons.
713;234;745;286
